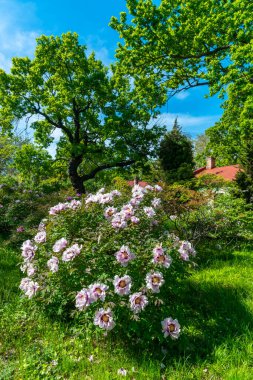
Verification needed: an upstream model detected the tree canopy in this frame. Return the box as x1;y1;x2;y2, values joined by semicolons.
0;32;163;193
206;80;253;176
110;0;253;103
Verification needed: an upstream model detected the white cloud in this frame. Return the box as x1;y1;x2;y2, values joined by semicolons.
174;91;190;100
0;0;39;71
85;35;112;66
150;112;221;137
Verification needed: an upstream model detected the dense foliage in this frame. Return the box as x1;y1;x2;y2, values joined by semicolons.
159;119;194;181
110;0;253;102
19;184;198;344
0;32;163;193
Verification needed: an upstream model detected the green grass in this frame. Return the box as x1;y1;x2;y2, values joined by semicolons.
1;240;253;379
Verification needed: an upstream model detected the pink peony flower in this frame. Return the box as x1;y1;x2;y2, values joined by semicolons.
19;277;31;292
88;283;108;302
104;207;117;219
143;206;156;218
130;197;142;206
20;278;39;298
113;275;132;295
129;292;148;313
21;240;37;262
38;220;47;231
17;226;25;233
25;280;39;298
20;263;36;276
69;199;81;210
146;272;165;293
161;317;181;339
75;288;93;310
115;245;135;267
178;241;196;261
152;198;161;208
53;238;68;253
100;193;113;204
62;243;82;262
94;308;115;330
49;202;69;215
111;190;121;197
121;204;134;220
111;214;127;229
130;216;140;224
154;185;163;192
34;231;46;244
152;245;172;268
47;256;59;273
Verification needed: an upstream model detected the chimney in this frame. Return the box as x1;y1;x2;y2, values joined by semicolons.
206;157;216;169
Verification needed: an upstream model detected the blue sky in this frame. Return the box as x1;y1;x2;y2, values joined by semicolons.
0;0;222;141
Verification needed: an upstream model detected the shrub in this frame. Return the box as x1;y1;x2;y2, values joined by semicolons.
0;176;67;245
19;185;197;344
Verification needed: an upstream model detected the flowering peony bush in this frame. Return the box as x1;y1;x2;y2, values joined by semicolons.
19;185;197;342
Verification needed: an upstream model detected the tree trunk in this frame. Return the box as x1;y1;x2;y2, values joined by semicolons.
68;155;85;194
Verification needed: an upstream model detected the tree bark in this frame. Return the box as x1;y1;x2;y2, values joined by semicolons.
68;155;85;194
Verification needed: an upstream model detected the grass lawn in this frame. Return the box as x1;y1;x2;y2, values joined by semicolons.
0;240;253;379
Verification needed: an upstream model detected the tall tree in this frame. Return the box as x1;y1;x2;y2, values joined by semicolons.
159;118;194;180
206;80;253;177
110;0;253;103
0;32;163;193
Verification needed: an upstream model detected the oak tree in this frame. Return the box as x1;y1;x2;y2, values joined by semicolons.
0;32;162;193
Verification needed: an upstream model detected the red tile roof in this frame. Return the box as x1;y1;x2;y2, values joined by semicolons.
194;165;241;181
127;180;148;187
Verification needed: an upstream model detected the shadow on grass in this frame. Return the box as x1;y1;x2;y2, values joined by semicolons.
112;279;253;367
108;242;253;365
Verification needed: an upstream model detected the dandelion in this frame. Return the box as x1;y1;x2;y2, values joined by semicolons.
129;292;148;313
75;288;93;310
88;283;108;302
47;256;59;272
53;238;68;253
94;308;115;330
62;243;82;262
146;272;164;293
115;245;135;266
113;275;132;295
117;368;127;376
161;317;181;339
